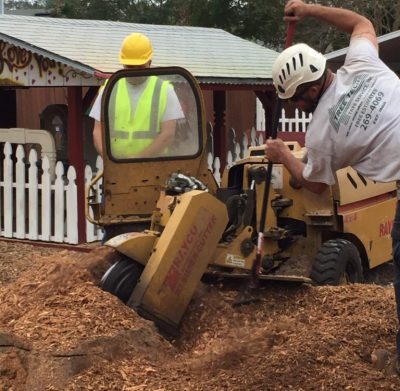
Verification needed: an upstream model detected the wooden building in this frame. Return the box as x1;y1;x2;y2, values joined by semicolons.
0;15;279;243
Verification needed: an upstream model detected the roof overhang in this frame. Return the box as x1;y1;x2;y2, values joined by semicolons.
0;33;101;87
198;78;274;91
326;30;400;73
0;15;278;88
0;33;275;89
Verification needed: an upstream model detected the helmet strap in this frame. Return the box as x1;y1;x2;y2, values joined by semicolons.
307;73;327;113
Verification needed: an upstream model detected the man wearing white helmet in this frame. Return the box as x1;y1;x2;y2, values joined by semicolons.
265;0;400;371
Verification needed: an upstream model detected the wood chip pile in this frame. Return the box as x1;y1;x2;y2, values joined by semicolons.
0;242;400;391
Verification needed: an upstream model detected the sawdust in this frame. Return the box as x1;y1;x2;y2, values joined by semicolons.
0;241;60;284
272;253;314;277
0;241;399;391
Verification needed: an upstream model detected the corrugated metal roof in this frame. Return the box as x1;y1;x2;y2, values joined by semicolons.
326;30;400;73
0;15;278;85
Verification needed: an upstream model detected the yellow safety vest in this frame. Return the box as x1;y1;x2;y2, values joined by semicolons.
109;76;169;158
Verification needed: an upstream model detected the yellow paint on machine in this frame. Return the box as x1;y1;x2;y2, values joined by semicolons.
340;196;396;269
129;190;228;329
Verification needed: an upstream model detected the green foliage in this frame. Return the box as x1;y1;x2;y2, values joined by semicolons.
6;0;47;9
44;0;128;20
235;0;287;49
295;0;400;52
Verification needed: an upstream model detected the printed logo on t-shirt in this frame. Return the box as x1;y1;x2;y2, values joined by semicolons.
328;73;387;136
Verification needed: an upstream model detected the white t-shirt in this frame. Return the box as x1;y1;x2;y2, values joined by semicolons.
303;38;400;184
89;77;184;122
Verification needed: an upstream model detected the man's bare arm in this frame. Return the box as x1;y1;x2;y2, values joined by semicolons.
136;120;176;157
280;148;328;194
93;120;103;156
284;0;378;49
265;139;328;194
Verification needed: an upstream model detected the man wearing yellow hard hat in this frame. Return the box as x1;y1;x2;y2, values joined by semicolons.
90;33;184;159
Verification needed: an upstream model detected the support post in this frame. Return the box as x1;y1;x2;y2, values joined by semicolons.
213;90;226;170
255;90;278;139
67;86;86;243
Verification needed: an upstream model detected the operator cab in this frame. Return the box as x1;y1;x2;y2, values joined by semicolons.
104;69;201;161
87;67;218;230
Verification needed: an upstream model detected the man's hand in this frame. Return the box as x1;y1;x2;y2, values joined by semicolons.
284;0;309;21
264;138;291;163
265;139;328;194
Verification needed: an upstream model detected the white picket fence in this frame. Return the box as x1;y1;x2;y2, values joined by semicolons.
257;101;312;133
279;108;312;133
0;109;310;245
85;158;104;243
0;142;103;244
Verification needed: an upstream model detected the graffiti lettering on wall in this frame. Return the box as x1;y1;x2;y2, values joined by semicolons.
0;40;101;87
0;41;32;73
33;53;59;78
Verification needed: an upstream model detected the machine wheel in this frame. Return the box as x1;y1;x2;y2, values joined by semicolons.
310;239;363;285
100;255;144;304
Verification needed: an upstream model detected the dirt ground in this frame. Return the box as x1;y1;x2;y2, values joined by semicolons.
0;240;400;391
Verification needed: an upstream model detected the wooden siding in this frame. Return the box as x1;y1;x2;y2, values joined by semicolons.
16;87;67;129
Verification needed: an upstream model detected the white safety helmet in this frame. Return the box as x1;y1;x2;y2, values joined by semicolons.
272;43;326;99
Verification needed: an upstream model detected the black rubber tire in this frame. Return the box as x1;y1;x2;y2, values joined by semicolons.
310;239;364;285
100;255;144;304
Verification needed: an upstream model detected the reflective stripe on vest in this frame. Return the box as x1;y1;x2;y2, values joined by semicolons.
110;76;168;157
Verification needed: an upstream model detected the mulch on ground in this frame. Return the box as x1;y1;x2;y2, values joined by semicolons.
0;241;399;391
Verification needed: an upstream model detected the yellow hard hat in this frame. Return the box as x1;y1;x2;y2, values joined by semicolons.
119;33;153;66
